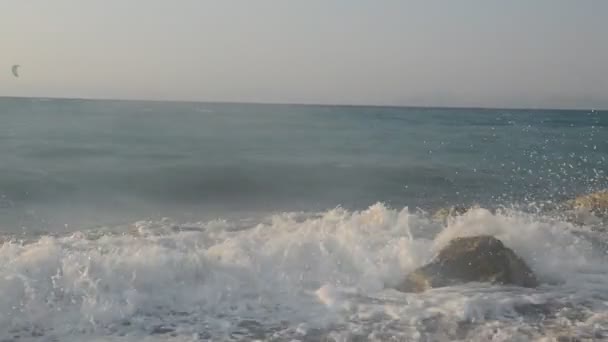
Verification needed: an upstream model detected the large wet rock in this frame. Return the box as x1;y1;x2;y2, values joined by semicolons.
397;235;538;292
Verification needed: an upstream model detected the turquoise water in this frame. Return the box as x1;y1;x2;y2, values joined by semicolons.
1;98;607;341
0;98;606;231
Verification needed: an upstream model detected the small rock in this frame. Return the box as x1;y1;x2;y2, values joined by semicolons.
432;206;470;223
572;190;608;217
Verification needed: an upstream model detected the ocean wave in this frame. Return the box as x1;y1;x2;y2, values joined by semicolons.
1;203;607;340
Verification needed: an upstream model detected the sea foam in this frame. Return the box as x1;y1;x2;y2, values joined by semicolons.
1;203;607;340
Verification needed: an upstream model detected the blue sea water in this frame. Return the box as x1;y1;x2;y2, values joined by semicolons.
0;97;607;341
1;98;606;231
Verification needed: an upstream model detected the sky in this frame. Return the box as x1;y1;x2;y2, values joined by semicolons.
1;0;607;109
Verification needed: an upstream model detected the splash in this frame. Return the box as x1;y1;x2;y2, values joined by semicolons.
0;204;607;340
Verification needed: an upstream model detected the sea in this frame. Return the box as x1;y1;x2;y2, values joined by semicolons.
0;97;607;341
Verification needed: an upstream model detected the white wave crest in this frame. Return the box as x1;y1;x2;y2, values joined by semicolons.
1;203;607;340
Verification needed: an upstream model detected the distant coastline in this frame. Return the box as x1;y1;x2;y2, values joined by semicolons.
1;95;604;112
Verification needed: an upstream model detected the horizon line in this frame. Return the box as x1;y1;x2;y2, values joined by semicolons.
0;95;605;112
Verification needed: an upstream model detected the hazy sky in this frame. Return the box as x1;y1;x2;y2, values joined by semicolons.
2;1;607;109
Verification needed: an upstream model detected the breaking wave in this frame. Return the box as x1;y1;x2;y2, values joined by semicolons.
1;203;607;341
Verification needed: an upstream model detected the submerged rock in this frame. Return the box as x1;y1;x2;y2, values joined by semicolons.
396;235;538;292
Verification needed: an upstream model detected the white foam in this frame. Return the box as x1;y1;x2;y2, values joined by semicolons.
436;207;606;286
0;203;607;340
